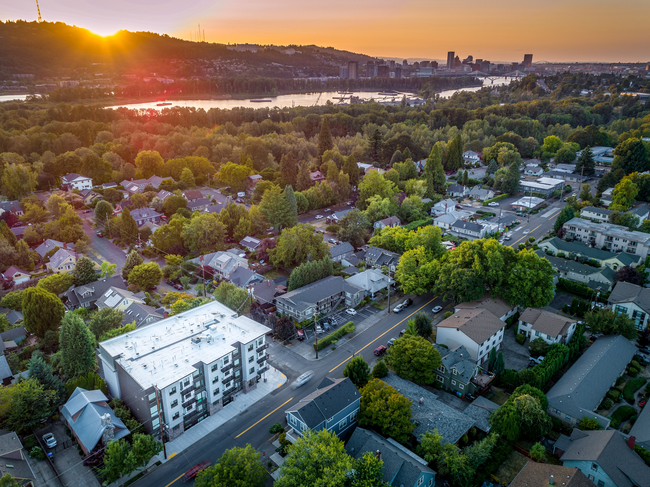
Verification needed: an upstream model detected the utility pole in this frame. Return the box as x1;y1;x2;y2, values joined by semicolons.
314;312;319;359
154;386;167;459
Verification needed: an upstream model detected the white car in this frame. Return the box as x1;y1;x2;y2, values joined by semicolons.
432;306;443;313
523;229;531;234
488;202;499;207
315;215;324;220
293;371;314;389
42;433;57;449
345;308;357;316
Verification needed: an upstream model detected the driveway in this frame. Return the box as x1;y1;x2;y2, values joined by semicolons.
500;327;531;371
548;292;576;313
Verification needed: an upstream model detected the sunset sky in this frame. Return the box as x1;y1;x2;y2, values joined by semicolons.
2;0;649;62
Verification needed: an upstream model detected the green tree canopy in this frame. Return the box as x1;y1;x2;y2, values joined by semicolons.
342;356;371;389
89;307;125;340
269;224;329;268
22;287;65;338
36;272;74;295
72;256;97;287
195;444;266;487
359;379;415;443
122;250;144;280
387;335;441;384
127;262;162;291
584;309;637;339
259;185;293;231
214;281;251;315
0;378;58;433
575;146;596;176
60;313;97;380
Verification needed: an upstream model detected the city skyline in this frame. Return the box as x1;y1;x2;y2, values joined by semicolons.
1;0;649;63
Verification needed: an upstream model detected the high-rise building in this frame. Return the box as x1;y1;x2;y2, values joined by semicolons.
377;65;390;77
394;66;402;79
348;61;358;80
523;54;533;68
339;66;349;79
454;56;461;68
431;61;439;69
420;61;431;68
463;55;473;64
389;60;395;69
446;51;455;70
367;61;375;78
402;59;408;68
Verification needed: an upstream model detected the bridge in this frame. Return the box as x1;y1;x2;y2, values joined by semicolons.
434;70;527;82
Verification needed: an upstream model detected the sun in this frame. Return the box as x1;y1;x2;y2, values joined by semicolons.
87;26;120;38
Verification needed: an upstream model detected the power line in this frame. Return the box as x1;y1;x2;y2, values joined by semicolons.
35;0;42;22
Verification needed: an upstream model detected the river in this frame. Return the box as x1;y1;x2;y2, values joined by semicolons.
0;77;513;108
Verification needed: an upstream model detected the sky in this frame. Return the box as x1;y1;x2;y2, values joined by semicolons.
2;0;649;63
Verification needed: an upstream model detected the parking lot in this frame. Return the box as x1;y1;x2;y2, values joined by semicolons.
499;328;531;371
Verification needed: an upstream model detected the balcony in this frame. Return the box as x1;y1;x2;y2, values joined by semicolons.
181;397;196;409
222;385;236;396
180;382;195;393
183;408;198;420
256;343;269;353
257;365;269;377
257;353;269;364
221;363;233;373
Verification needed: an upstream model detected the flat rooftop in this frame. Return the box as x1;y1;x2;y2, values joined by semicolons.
99;301;270;390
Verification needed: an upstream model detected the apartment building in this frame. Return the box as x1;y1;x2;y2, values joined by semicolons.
98;301;270;441
563;217;650;259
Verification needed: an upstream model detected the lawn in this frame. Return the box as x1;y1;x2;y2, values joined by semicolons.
494;450;528;485
487;387;510;406
261;268;286;281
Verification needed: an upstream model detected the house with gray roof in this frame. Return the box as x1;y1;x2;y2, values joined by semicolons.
468;185;495;201
454;295;517;321
130;208;163;227
61;172;93;191
449;220;496;240
518;308;577;345
46;248;79;274
96;286;146;313
365;247;401;271
536;250;616;291
35;238;65;258
345;269;392;298
205;203;226;215
0;431;35;485
431;198;456;216
630;400;650;452
189;250;249;280
186;197;211;212
329;241;354;263
345;427;436;487
608;281;650;330
0;308;23;327
326;208;352;224
447;184;468;198
61;388;130;455
629;203;650;221
276;276;363;321
563;217;650;259
0;356;12;385
285;377;360;443
463;396;500;433
432;344;484;397
559;429;650;487
156;189;173;201
0;200;22;217
538;237;641;270
182;190;203;201
382;374;475;445
122;175;173;193
227;267;264;289
581;206;613;224
524;163;544;176
251;280;286;308
374;216;401;230
547;335;637;428
122;301;164;328
239;236;261;252
64;276;127;310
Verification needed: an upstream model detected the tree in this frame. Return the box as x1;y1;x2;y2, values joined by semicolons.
1;163;37;200
180;167;195;188
501;163;521;195
318;118;334;158
338;209;369;248
128;262;162;290
269;224;329;268
184;213;226;256
486;159;498;176
446;134;463;171
584;309;637;339
342;356;370;389
357;171;398;210
348;451;385;487
615;265;643;285
89;307;125;340
541;135;562;155
0;378;57;433
101;261;117;278
578;184;593;202
529;442;546;462
490;385;550;441
219;162;250;192
578;416;603;431
283;185;298;227
275;316;296;341
130;192;148;209
390;150;403;166
359;379;415;442
438;443;475;486
214;282;251;314
28;354;65;404
100;439;132;484
417;429;444;463
72;256;97;287
296;163;312;191
259;185;293;231
195;444;266;487
0;291;23;311
162;195;188;216
464;433;498;470
554;204;575;233
387;335;441;384
0;474;22;487
488;347;497;372
611;177;639;211
122;250;144;280
126;433;163;471
395;246;441;296
575;146;596;176
411;312;433;338
37;273;74;295
288;256;333;291
529;338;550;356
275;429;353;487
343;155;360;186
503;249;555;308
120;208;139;244
369;129;384;164
613;137;649;175
495;351;505;375
134;150;164;178
22;287;65;338
371;360;388;379
60;313;97;379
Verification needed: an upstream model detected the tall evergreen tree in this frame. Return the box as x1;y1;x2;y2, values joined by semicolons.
259;185;293;231
554;205;575;232
575;146;596;176
486;159;498;176
180;167;196;188
22;287;65;338
296;163;312;191
369;129;384;164
317;118;334;158
283;186;298;227
446;134;464;171
390;150;403;166
28;354;65;404
72;256;97;287
342;155;360;186
280;152;298;188
59;313;97;380
402;147;412;161
462;169;469;186
120;207;138;244
502;163;521;195
122;250;144;280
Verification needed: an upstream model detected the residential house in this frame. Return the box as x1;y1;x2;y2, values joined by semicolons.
468;185;495;201
341;266;359;276
463;396;500;433
365;246;401;271
46;248;79;274
489;213;520;231
64;276;127;310
205;203;226;215
189;250;249;280
0;308;23;327
546;335;636;428
433;209;472;231
285;377;360;443
0;431;36;485
8;226;27;238
537;250;616;291
512;196;545;211
581;206;613;224
436;308;506;365
447;184;468;198
462;150;481;164
345;427;436;487
79;189;102;206
558;429;650;487
251;279;286;310
326;209;352;224
518;308;577;345
130;208;163;227
345;269;392;298
98;301;271;440
608;281;650;330
630;203;650;222
61;388;130;455
0;200;22;216
182;190;203;202
538;237;641;271
96;287;147;313
373;216;401;230
520;178;564;197
239;236;261;252
122;176;173;194
342;250;365;268
201;189;231;206
382;374;476;444
601;188;614;207
247;174;262;190
330;242;355;264
310;171;325;183
121;301;164;328
357;162;373;174
449;220;497;240
431;198;456;216
0;356;12;385
432;344;488;397
510;462;592;487
227;267;264;289
187;198;211;212
524;163;544;176
454;295;518;321
275;275;364;321
35;239;65;258
156;189;173;202
61;173;93;191
1;266;30;285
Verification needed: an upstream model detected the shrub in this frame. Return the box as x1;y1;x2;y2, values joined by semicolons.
371;360;388;379
623;377;647;403
610;405;636;428
269;423;284;434
600;398;614;410
636;445;650;467
607;390;621;402
325;224;341;234
481;193;509;206
403;218;433;231
443;311;452;319
628;367;639;377
578;416;603;430
562;304;569;313
313;322;355;351
630;360;641;369
30;446;46;460
616;376;626;386
515;333;526;345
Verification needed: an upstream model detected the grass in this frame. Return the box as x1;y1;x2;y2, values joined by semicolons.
623;377;647;403
486;387;510;406
261;268;284;280
493;450;528;485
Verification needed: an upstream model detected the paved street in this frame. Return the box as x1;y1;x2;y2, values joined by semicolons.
132;292;442;487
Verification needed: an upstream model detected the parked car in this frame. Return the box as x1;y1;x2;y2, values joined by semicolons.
293;371;314;389
315;215;324;220
387;338;396;347
316;325;324;334
403;298;413;307
432;306;443;313
503;236;511;241
328;238;338;244
345;308;357;316
399;329;406;336
374;345;387;356
393;304;405;313
637;347;650;354
96;232;103;238
488;202;499;207
523;229;531;234
296;329;305;341
530;356;544;365
325;208;332;212
42;433;57;449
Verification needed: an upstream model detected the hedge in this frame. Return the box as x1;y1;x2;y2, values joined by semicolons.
607;390;621;402
314;322;355;351
403;217;433;232
610;405;636;428
556;278;597;300
482;193;509;206
623;377;647;403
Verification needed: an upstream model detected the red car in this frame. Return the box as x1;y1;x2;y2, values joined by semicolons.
374;345;387;356
96;232;103;238
296;329;305;341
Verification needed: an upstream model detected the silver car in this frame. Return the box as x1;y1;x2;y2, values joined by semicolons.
293;371;315;389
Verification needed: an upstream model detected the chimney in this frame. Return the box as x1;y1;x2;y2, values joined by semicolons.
628;436;636;450
163;311;169;319
549;475;555;485
376;450;382;461
101;413;115;445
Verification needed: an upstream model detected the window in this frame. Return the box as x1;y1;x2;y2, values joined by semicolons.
148;392;156;402
566;415;571;421
233;348;239;356
234;358;240;366
258;338;264;346
212;376;219;384
536;331;541;337
436;375;445;383
417;476;424;486
351;411;358;422
428;479;433;486
184;393;192;401
211;364;218;372
169;387;176;395
591;463;598;472
290;415;297;426
172;412;179;420
171;399;178;408
248;344;254;351
223;357;229;366
152;418;159;429
150;405;158;416
339;418;347;430
249;356;254;363
451;380;456;385
172;424;180;431
597;481;604;487
249;367;255;374
235;370;241;377
213;388;220;395
225;370;231;377
459;384;464;390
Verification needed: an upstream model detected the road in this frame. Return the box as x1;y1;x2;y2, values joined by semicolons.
133;292;443;487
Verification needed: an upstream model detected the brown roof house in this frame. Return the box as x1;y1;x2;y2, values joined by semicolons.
510;462;592;487
518;308;577;345
0;431;35;485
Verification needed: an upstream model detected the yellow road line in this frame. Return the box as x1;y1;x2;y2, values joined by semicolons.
548;210;561;219
235;397;294;439
164;473;184;487
328;296;439;373
511;224;542;247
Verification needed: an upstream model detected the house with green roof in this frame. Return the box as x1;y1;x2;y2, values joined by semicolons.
538;237;641;270
535;250;616;291
432;344;486;397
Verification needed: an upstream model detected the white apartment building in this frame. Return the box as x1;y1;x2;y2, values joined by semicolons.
563;217;650;259
98;301;270;441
